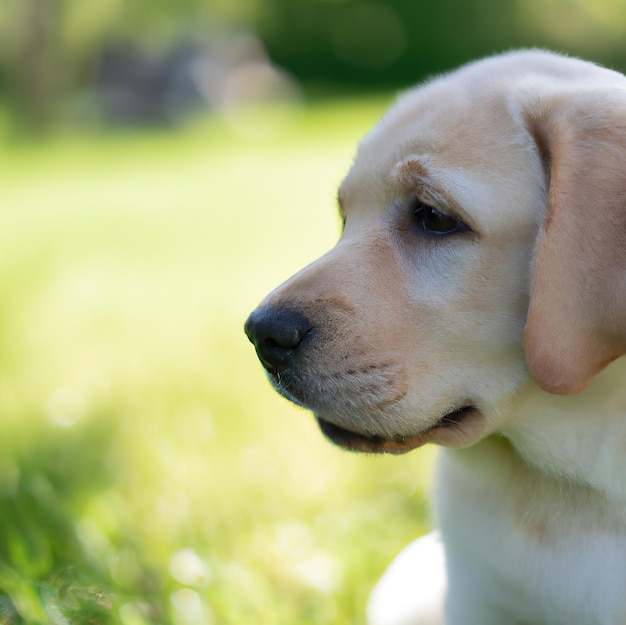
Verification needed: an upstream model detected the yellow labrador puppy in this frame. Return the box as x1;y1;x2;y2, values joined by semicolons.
245;50;626;625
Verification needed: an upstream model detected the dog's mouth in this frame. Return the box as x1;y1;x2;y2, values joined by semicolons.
317;405;481;454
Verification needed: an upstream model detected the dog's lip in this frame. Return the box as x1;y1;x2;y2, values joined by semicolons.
317;405;481;454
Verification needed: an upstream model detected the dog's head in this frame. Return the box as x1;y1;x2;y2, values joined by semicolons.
245;50;626;454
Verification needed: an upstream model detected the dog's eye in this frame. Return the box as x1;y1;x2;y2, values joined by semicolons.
413;200;469;235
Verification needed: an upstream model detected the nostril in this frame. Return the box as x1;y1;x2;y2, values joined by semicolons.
265;325;306;350
244;306;312;371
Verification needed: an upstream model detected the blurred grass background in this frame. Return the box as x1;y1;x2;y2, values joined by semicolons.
2;0;626;623
0;102;436;624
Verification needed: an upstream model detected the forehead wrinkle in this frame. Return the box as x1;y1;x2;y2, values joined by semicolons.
393;157;432;192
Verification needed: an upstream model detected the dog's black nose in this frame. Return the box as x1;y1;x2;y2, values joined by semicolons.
244;306;312;372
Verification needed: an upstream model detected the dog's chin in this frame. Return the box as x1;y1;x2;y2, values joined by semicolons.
316;406;483;454
265;369;484;453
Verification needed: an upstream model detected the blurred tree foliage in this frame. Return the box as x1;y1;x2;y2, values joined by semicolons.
258;0;526;89
257;0;626;91
0;0;122;127
2;0;626;129
0;0;208;128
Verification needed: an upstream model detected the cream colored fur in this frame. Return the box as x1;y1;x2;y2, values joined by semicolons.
249;50;626;624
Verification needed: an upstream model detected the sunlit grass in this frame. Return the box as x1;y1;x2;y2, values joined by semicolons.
0;98;435;624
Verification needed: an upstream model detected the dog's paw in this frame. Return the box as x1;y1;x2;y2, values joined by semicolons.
366;531;446;625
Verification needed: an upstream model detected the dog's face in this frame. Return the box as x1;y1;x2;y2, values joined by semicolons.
245;51;626;454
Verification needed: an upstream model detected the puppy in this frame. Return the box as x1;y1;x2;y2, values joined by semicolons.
245;50;626;624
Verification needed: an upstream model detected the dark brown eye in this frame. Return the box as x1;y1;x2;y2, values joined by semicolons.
413;200;469;235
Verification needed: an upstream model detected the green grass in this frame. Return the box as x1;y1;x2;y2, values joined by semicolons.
0;98;435;624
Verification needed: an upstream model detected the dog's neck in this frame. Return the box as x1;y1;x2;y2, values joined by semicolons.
502;357;626;500
438;363;626;541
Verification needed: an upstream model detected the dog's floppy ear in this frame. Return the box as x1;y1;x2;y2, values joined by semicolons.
524;92;626;395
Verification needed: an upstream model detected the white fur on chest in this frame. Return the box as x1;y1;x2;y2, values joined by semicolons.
436;362;626;624
437;450;626;624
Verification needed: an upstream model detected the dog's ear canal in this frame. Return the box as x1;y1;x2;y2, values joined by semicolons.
523;94;626;395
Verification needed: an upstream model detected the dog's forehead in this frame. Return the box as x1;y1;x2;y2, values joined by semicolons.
340;69;518;215
340;53;571;231
349;48;621;181
359;70;518;172
339;50;625;231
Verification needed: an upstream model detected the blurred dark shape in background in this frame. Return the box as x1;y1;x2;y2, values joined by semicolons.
93;41;205;126
92;33;299;126
2;0;626;133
